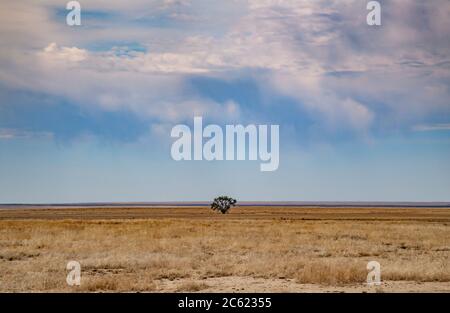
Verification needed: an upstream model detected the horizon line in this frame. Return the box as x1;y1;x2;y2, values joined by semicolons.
1;201;450;208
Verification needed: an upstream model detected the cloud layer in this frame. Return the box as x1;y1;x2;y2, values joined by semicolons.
1;0;449;142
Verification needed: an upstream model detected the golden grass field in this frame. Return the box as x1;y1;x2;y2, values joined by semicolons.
0;206;449;292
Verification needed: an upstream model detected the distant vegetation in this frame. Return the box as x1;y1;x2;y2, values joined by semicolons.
210;196;237;214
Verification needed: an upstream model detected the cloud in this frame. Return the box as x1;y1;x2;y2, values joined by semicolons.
412;124;450;132
43;42;88;62
0;128;53;140
0;0;449;142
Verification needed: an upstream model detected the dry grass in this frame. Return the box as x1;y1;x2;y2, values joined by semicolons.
176;282;210;292
0;207;449;292
1;206;449;221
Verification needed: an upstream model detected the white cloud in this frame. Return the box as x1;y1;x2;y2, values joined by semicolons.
412;124;450;132
0;128;54;140
43;43;88;62
0;0;449;137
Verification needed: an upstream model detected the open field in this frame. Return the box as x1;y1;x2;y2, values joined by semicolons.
1;206;450;221
0;206;449;292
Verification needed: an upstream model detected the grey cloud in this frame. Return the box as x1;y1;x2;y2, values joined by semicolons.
0;0;449;138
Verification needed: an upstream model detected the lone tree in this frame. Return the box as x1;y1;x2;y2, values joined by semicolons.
210;196;237;214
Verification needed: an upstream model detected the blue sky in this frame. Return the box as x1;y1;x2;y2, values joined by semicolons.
0;0;449;203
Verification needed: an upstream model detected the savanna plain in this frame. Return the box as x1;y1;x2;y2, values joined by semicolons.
0;206;449;292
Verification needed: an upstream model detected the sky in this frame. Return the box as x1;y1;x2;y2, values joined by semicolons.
0;0;449;203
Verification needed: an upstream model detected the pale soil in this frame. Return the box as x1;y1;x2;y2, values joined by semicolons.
0;206;449;292
159;277;450;293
